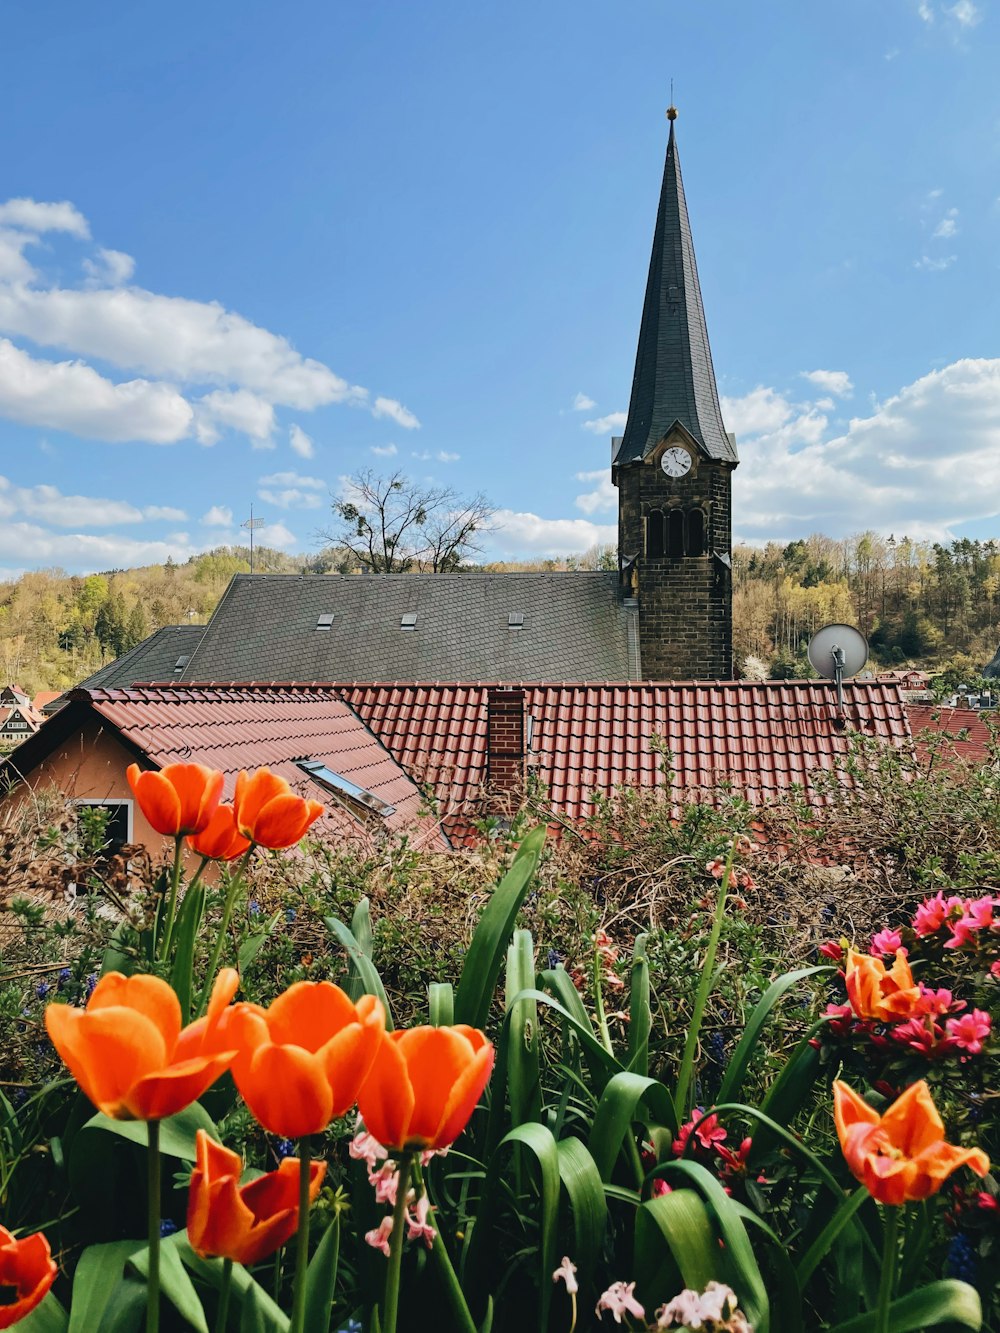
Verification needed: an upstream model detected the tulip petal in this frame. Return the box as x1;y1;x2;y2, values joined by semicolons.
237;1042;334;1138
128;767;184;837
0;1229;57;1330
234;769;291;837
432;1040;495;1149
394;1027;476;1146
357;1034;414;1151
252;794;321;850
45;1003;168;1118
879;1080;945;1157
320;1020;384;1118
88;972;183;1054
832;1080;879;1144
126;1051;236;1120
267;981;358;1053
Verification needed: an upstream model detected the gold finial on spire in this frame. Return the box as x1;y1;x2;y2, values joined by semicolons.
666;105;678;121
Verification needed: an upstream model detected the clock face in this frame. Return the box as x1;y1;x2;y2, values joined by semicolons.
660;446;692;478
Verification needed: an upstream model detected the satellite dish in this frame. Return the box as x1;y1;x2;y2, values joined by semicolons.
807;623;869;724
807;624;869;680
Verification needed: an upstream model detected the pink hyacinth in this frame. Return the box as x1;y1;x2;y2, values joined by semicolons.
596;1281;645;1324
406;1193;437;1248
946;1008;992;1054
349;1128;388;1169
552;1256;579;1294
364;1216;393;1257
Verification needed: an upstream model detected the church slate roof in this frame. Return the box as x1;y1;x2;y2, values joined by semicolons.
615;118;737;467
178;573;639;684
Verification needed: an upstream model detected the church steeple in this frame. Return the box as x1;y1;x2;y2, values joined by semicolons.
615;111;737;468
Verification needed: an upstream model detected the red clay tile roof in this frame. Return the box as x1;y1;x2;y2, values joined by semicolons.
78;684;445;848
906;705;996;765
334;679;912;839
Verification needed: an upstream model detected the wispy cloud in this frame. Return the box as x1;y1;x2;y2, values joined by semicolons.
582;411;627;435
412;449;460;463
289;423;314;459
571;392;596;412
372;396;421;429
371;442;398;457
915;253;957;271
800;369;853;398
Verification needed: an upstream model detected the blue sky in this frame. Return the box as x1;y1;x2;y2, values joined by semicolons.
0;0;998;575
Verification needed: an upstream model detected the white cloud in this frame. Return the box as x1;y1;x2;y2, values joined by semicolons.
0;337;193;443
255;521;297;550
574;468;616;515
143;505;186;521
0;522;197;570
572;392;596;412
289;423;314;458
0;198;89;237
949;0;980;24
583;411;628;435
201;505;233;527
915;253;957;271
733;358;1000;544
917;0;934;19
411;449;460;463
720;386;794;436
489;509;617;559
83;248;135;286
195;389;276;445
258;470;326;510
371;442;398;457
933;208;959;238
800;369;853;398
372;396;421;430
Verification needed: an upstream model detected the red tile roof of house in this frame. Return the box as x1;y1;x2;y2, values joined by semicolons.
76;685;446;848
906;705;995;765
333;679;912;839
32;691;63;712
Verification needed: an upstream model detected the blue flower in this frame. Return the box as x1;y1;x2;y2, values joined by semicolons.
285;907;297;923
336;1321;362;1333
160;1219;179;1238
275;1139;295;1159
12;1088;27;1108
249;900;261;917
85;973;98;997
547;949;563;970
57;968;71;990
35;981;50;1000
946;1232;977;1283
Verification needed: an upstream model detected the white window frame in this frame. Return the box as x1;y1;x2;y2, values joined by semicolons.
73;798;134;844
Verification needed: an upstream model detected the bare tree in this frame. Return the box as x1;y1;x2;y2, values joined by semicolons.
321;469;496;573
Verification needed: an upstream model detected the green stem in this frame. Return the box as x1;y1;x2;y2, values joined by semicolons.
674;845;733;1119
198;847;255;1011
875;1205;900;1333
159;838;184;960
382;1151;414;1333
289;1139;313;1333
147;1119;161;1333
593;952;613;1055
429;1225;477;1333
215;1258;233;1333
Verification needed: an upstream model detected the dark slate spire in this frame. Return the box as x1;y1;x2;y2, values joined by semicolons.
615;113;737;466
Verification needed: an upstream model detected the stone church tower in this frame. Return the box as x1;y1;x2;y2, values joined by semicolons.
613;110;738;680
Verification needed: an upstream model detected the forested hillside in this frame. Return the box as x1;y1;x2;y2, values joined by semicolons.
2;532;998;693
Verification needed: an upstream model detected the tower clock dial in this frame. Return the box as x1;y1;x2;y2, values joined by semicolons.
660;446;692;478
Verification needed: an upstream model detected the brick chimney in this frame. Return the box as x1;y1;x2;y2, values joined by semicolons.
486;687;526;795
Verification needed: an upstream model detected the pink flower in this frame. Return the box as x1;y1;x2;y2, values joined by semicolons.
364;1216;393;1257
819;940;844;961
913;892;962;937
349;1128;388;1169
976;1191;999;1211
706;858;726;880
891;1017;948;1058
946;1009;992;1055
871;927;903;956
552;1256;579;1295
672;1112;727;1158
651;1178;672;1197
596;1281;645;1324
369;1163;400;1205
991;960;1000;981
946;896;996;950
823;1002;855;1037
916;985;964;1016
406;1192;436;1248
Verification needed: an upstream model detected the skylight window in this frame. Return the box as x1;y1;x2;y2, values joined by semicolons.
316;614;335;629
296;760;397;817
400;612;417;629
174;655;190;673
508;612;524;629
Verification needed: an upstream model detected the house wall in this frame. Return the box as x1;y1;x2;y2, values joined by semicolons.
3;717;170;854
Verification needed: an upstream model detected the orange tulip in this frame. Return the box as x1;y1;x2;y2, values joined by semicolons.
0;1226;57;1330
357;1024;494;1152
186;803;252;861
187;1129;326;1266
833;1079;989;1205
232;982;385;1138
844;948;921;1022
127;762;224;838
45;969;240;1120
233;768;325;850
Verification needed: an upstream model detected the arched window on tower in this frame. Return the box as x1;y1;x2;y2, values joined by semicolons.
647;510;665;558
666;509;685;559
687;508;706;557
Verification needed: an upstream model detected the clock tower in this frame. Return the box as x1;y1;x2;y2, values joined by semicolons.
613;109;737;680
